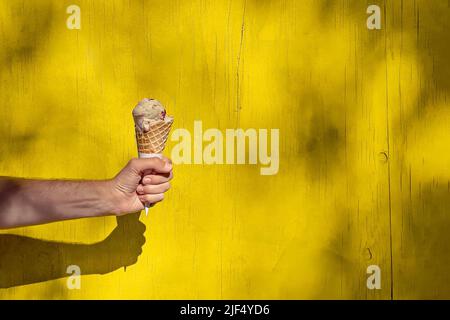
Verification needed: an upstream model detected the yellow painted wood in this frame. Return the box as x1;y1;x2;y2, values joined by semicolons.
0;0;447;299
384;0;450;299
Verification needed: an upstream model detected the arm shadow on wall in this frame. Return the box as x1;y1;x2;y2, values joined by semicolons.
0;213;145;288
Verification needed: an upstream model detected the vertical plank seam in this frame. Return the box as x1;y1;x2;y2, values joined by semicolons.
384;1;395;301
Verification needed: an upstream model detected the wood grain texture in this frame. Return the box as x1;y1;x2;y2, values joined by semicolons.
0;0;448;299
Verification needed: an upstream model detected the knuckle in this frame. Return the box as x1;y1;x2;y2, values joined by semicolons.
152;157;163;165
165;157;173;164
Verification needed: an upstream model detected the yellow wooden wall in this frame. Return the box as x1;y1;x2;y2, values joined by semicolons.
0;0;449;299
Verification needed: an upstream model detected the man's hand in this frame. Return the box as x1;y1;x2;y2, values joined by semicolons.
0;157;173;228
109;157;173;215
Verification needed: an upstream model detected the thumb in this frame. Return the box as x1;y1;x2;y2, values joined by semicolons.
129;157;172;174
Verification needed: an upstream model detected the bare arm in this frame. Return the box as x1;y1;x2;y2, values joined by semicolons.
0;157;173;229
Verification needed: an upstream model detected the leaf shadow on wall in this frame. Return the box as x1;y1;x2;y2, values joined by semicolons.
0;213;145;289
396;183;450;298
0;2;54;71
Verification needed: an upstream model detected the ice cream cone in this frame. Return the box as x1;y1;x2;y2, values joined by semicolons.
135;118;174;157
132;98;174;216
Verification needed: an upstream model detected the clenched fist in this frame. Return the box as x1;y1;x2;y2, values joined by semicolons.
109;157;173;215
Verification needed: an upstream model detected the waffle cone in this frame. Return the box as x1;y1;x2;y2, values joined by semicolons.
135;118;173;154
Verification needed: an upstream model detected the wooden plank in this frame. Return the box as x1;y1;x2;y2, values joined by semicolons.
0;0;405;299
387;0;450;299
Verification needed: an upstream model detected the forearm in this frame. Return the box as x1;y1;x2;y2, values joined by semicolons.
0;177;117;229
0;157;173;229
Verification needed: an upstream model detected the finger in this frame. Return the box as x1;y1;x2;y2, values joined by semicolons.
142;171;173;185
138;193;165;205
136;182;170;194
137;182;170;195
160;155;173;165
128;158;172;175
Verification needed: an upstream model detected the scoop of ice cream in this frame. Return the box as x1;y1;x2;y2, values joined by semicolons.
133;98;166;120
133;98;167;132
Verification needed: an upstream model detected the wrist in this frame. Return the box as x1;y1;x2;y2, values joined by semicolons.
97;179;123;216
